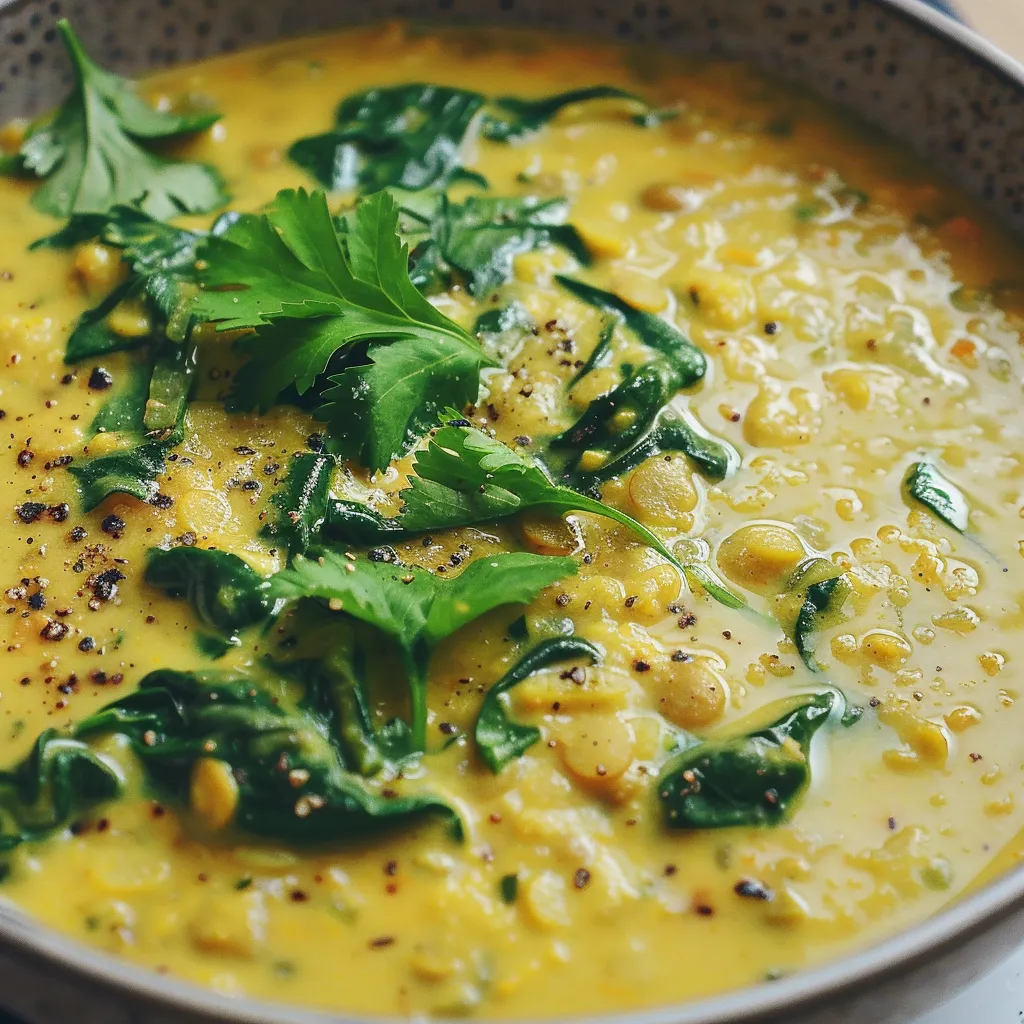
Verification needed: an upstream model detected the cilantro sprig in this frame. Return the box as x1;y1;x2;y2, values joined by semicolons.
5;20;228;219
270;551;578;750
192;187;493;471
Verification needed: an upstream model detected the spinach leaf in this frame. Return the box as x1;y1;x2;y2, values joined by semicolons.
574;406;737;491
269;551;578;751
288;84;486;194
0;731;121;853
33;205;204;359
658;691;836;829
551;277;708;479
263;452;336;558
555;276;707;386
322;500;409;545
481;86;652;142
144;547;271;639
70;435;177;511
88;361;150;438
794;574;852;672
398;421;687;571
406;194;590;296
75;669;459;843
475;636;601;772
5;20;227;219
144;340;196;432
192;188;491;471
903;461;970;533
777;557;851;673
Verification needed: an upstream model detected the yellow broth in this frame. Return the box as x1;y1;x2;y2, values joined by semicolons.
0;21;1023;1019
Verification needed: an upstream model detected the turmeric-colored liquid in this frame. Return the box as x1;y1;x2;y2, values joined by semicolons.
1;22;1024;1019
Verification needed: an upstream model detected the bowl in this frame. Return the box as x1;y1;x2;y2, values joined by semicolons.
1;0;1023;1021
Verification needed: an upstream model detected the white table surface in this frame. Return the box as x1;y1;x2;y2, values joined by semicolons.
915;946;1024;1023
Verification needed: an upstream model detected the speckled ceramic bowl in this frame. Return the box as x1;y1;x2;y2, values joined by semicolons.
0;1;1023;1022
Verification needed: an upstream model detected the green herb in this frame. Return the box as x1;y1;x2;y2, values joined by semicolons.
0;731;121;853
571;405;737;492
481;86;652;142
903;461;970;533
475;636;601;772
397;421;686;570
288;84;487;193
144;340;196;432
270;551;578;752
793;574;852;672
322;501;408;545
70;435;178;511
263;452;336;558
33;206;205;361
88;362;150;437
551;276;708;480
405;193;590;296
144;547;271;642
498;873;519;903
5;20;227;219
75;669;459;843
193;188;491;471
658;692;836;829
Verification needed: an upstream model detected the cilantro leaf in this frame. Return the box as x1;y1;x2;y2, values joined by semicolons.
288;84;487;194
406;194;591;296
7;20;228;219
33;205;205;361
193;188;490;469
481;86;654;142
270;551;577;750
398;422;687;569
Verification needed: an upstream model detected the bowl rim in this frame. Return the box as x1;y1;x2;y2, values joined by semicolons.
1;0;1024;1022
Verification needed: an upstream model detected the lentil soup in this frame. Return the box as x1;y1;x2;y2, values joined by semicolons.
0;18;1023;1020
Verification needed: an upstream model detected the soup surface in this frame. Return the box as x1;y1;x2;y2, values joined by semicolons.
1;19;1024;1020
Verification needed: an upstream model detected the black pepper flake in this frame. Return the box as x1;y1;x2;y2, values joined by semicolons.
887;816;897;830
306;433;326;453
438;722;457;735
368;546;399;564
88;367;114;390
289;889;309;903
16;449;33;468
734;878;774;901
764;321;780;335
69;526;87;542
16;501;46;524
27;591;45;611
78;636;95;652
555;592;571;607
694;903;714;917
39;620;69;641
89;567;126;601
671;650;692;663
233;446;257;456
383;860;398;877
149;493;173;510
677;611;698;629
100;514;125;537
574;868;591;889
369;936;395;949
47;502;70;522
624;595;637;608
633;659;651;673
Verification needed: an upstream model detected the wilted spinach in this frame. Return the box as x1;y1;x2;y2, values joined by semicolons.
658;691;836;829
75;669;459;843
475;636;601;772
903;461;970;534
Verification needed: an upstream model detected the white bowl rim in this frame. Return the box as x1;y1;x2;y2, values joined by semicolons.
0;0;1021;1022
